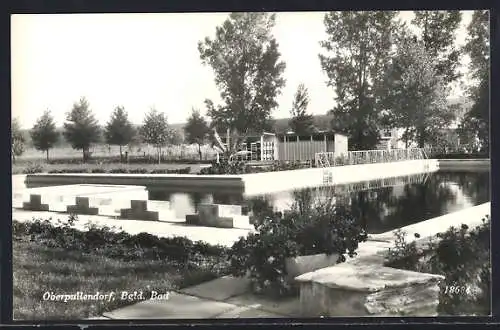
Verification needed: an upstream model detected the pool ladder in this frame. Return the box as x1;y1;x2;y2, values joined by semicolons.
316;153;331;167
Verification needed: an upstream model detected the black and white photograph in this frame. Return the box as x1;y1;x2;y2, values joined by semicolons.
10;10;491;320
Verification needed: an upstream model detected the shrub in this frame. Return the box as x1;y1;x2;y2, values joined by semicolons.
228;194;368;297
41;166;192;175
108;168;128;173
198;160;309;175
13;215;231;269
385;229;424;271
128;168;148;174
384;215;491;316
22;163;44;174
150;167;191;174
48;168;90;173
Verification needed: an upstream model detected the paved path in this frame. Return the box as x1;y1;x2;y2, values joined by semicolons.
101;276;298;319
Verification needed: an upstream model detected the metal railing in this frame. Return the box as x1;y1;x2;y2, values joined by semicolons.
315;148;427;167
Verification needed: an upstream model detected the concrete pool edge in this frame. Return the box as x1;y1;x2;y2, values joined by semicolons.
437;158;490;171
24;159;440;194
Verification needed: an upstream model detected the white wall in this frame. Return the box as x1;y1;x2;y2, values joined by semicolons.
242;159;439;196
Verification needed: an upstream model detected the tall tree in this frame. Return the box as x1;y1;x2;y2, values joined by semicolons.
104;106;136;160
11;117;26;163
184;108;210;161
140;108;170;164
30;110;59;161
319;11;398;150
459;10;489;152
63;97;101;162
289;83;314;135
411;11;462;85
381;30;454;148
198;12;286;152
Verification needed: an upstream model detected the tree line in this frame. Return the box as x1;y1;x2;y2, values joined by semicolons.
197;11;488;151
11;11;489;163
11;100;196;163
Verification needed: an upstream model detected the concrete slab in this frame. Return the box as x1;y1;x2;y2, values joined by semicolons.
102;292;238;319
369;202;490;243
295;263;443;291
22;194;49;211
225;294;300;317
179;276;251;301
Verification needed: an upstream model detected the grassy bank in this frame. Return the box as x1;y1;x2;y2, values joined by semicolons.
13;217;230;320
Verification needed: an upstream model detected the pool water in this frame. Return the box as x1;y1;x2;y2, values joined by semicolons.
148;170;490;234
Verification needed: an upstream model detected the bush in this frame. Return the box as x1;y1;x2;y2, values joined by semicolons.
48;168;90;173
108;168;128;173
228;194;368;297
22;163;44;174
128;168;148;174
43;167;191;175
198;160;310;175
385;229;424;271
13;215;231;269
384;216;491;316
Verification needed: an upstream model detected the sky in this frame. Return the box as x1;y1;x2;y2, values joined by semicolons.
11;11;473;129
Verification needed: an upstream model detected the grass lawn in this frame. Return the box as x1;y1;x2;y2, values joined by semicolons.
13;236;220;320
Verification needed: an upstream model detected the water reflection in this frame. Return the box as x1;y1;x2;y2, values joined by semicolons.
148;171;490;234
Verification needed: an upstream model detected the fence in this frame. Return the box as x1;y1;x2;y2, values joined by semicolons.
128;144;219;162
315;148;427;167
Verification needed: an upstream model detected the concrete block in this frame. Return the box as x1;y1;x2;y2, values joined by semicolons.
185;214;201;225
185;214;250;229
67;197;99;215
296;264;444;317
22;194;49;211
217;217;234;228
120;200;159;221
198;204;218;226
65;195;123;216
217;204;243;217
146;200;175;221
194;204;246;228
119;199;174;222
